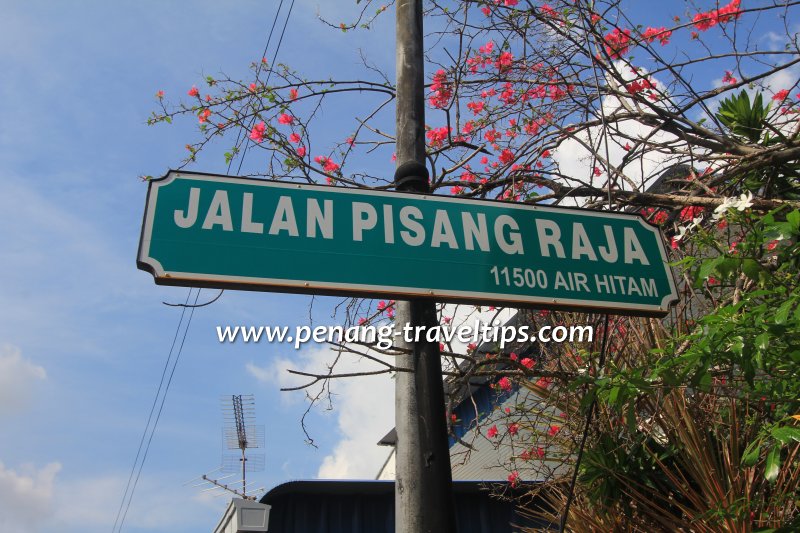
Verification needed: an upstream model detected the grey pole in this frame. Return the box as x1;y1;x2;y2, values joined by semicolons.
394;1;456;532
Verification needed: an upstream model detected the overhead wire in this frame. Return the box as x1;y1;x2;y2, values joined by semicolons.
113;3;297;530
110;287;193;533
116;288;202;532
235;0;297;176
227;0;286;176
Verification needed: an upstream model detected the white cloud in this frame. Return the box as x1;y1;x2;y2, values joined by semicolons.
248;344;395;479
0;345;46;414
0;460;61;532
554;62;679;200
245;304;516;480
49;472;225;531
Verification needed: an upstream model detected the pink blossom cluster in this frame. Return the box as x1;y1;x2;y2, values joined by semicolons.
642;26;672;46
425;126;451;148
693;0;742;31
604;28;632;59
428;69;452;109
314;155;340;173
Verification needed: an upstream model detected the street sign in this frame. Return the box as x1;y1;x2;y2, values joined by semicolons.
137;170;678;316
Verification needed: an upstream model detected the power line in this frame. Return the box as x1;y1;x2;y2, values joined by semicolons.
113;5;298;530
115;288;202;532
235;0;297;175
111;287;193;533
228;0;287;175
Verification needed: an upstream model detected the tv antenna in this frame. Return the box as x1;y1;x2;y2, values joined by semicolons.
195;394;265;500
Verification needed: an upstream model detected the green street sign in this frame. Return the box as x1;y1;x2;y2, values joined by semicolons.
137;171;678;316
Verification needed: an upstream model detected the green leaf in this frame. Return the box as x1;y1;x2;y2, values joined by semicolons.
741;441;761;467
695;257;723;286
787;210;800;232
771;427;800;445
755;332;770;352
742;259;762;281
765;445;781;482
775;300;794;325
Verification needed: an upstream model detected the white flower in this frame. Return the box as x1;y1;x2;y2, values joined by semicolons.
733;191;754;211
712;192;753;221
712;197;737;220
673;215;704;243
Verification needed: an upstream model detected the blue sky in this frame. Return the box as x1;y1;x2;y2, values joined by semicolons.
0;2;398;531
1;1;796;532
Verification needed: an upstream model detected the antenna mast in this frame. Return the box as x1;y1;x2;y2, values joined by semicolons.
196;394;265;500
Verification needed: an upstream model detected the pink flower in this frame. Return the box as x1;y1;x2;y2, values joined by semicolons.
289;88;298;100
521;357;535;369
467;101;485;115
156;90;164;99
289;132;301;144
484;129;501;143
495;51;514;71
187;86;199;97
653;211;668;225
642;26;672;45
766;240;779;251
481;6;491;16
498;377;512;392
249;121;266;143
507;470;520;487
478;41;494;55
426;126;450;147
547;425;560;436
198;108;212;123
487;425;498;438
693;0;741;31
680;205;704;222
499;149;515;165
539;4;557;17
509;352;518;361
249;82;257;93
296;146;306;157
504;0;518;6
358;317;366;325
773;89;790;101
467;342;477;352
314;156;340;173
508;423;519;435
536;447;545;458
722;71;737;85
278;113;294;125
428;69;452;108
625;78;657;94
603;28;632;58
